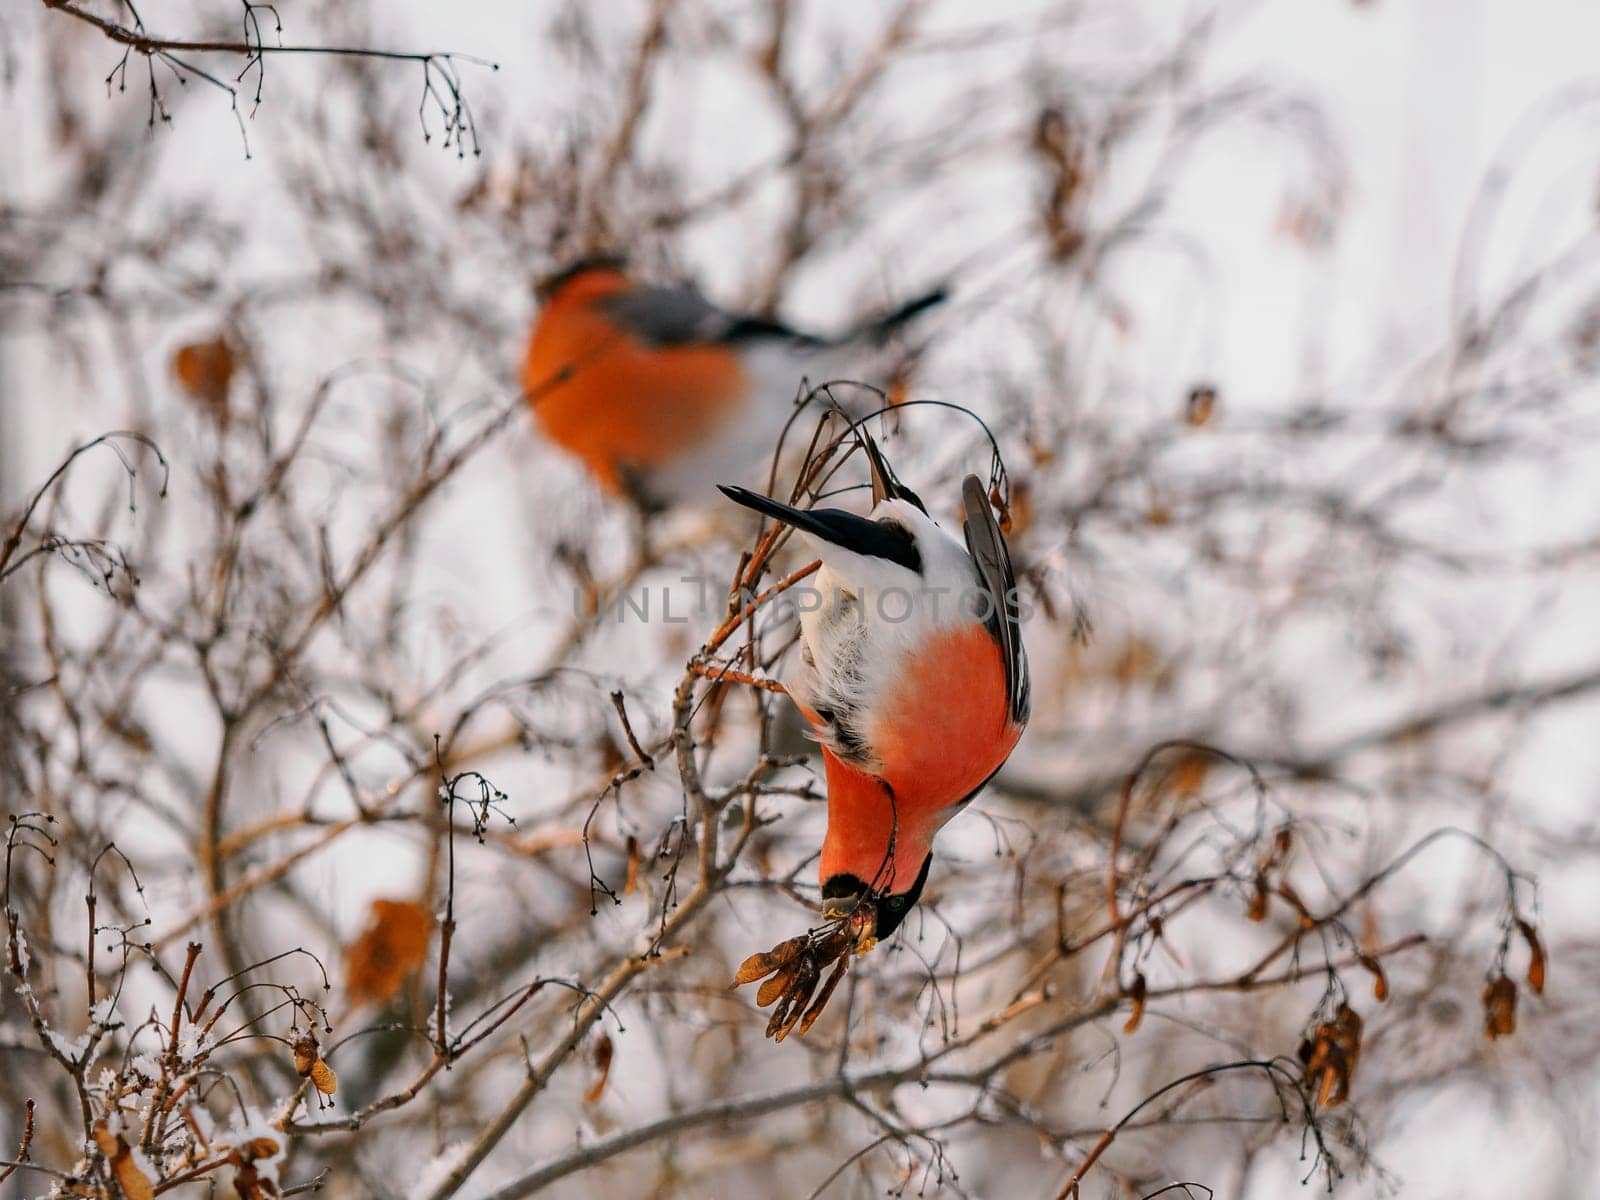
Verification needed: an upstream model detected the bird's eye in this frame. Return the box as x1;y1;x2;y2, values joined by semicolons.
886;895;907;912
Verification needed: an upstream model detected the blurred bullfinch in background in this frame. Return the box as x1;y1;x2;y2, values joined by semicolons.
720;432;1030;940
522;258;946;510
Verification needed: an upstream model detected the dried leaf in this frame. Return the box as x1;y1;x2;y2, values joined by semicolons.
1246;874;1269;923
171;335;236;423
292;1033;317;1077
886;368;911;410
1122;970;1147;1034
234;1158;281;1200
1271;827;1293;862
1358;954;1389;1002
623;836;641;896
1516;919;1546;995
583;1033;614;1105
94;1122;154;1200
310;1059;338;1096
345;898;433;1007
1483;974;1518;1039
1185;385;1217;427
113;1152;154;1200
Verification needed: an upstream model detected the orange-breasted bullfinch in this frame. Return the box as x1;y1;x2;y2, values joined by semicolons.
720;435;1029;940
523;258;946;510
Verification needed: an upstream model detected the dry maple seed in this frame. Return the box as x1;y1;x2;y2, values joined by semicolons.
733;902;878;1041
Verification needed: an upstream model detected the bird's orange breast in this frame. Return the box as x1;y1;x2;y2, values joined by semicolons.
806;624;1021;894
522;276;751;494
872;623;1018;809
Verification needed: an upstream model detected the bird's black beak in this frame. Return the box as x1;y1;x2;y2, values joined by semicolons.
717;484;923;573
820;855;932;941
859;430;927;514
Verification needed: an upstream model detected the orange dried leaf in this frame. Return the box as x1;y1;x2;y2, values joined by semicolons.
1271;827;1293;861
113;1153;154;1200
583;1032;614;1105
171;336;236;419
1246;874;1269;923
1185;385;1217;427
310;1059;337;1095
623;836;641;897
1358;954;1389;1002
344;898;433;1007
1483;974;1518;1039
1122;971;1147;1035
886;370;911;409
1516;919;1546;995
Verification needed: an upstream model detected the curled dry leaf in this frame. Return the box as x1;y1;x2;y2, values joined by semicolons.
583;1032;615;1105
732;905;877;1041
1483;973;1518;1039
1516;918;1546;995
345;897;433;1007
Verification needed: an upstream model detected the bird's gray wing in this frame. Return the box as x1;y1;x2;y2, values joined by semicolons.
600;283;801;347
961;475;1030;725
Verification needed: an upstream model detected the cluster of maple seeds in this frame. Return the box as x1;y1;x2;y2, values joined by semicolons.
1299;1003;1364;1110
733;904;879;1042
